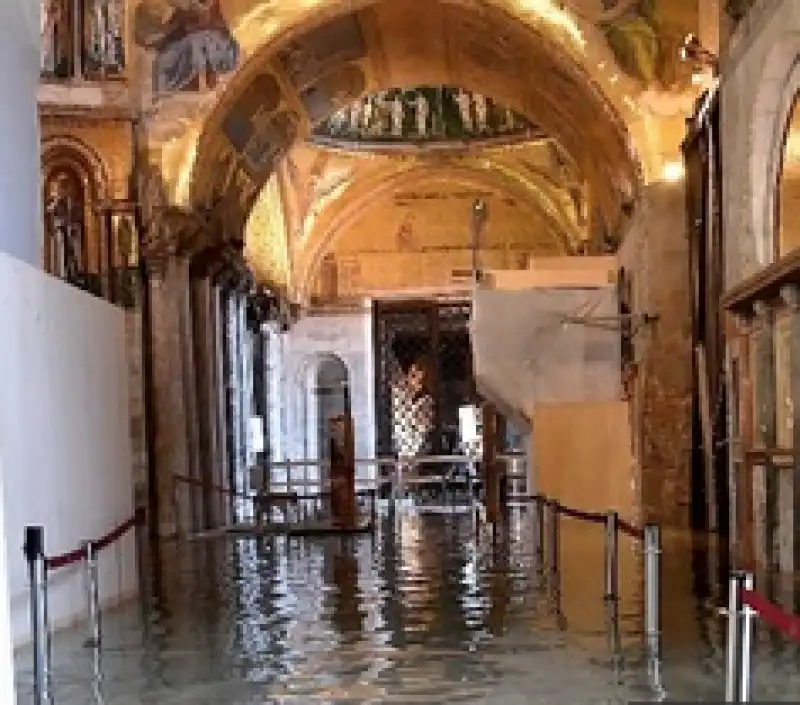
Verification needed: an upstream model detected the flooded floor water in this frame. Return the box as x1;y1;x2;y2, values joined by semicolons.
13;506;800;703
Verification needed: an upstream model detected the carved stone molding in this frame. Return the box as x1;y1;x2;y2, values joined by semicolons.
780;283;800;310
141;207;208;262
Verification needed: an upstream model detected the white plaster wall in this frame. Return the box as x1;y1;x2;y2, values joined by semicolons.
0;0;42;266
0;1;43;697
0;254;135;648
273;311;376;476
0;456;14;702
471;286;621;416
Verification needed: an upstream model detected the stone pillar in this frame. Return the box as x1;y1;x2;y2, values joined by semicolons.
780;285;800;574
191;275;219;529
752;300;776;572
0;0;41;265
624;180;693;528
147;255;198;536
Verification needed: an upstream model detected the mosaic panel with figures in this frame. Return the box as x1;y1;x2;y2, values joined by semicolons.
312;86;537;143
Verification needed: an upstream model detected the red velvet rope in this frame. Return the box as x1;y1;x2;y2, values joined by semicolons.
741;588;800;641
617;519;645;539
557;504;606;525
45;507;145;572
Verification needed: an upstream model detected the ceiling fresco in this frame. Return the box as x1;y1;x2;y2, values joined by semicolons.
127;0;703;291
311;86;539;145
242;139;588;294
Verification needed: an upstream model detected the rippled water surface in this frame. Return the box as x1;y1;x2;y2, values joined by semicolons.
13;507;800;703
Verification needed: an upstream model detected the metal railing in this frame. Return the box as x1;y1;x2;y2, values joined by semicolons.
253;452;526;494
23;510;145;705
510;494;664;698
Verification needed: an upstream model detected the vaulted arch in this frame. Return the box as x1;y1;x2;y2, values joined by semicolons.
186;0;644;254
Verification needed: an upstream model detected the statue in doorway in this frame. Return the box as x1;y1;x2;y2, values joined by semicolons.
45;171;84;284
328;414;356;529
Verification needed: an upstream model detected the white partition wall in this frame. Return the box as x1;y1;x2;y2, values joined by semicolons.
0;0;41;265
0;254;135;647
0;0;44;697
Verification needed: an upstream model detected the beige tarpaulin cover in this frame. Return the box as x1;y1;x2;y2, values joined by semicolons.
470;286;621;420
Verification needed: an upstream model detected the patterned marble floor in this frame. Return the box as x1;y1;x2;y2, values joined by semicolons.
13;508;800;704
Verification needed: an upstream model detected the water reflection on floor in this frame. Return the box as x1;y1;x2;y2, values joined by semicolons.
13;507;800;703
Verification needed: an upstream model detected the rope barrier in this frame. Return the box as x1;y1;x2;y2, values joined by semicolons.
45;507;144;572
618;518;645;539
740;587;800;641
509;494;645;537
557;504;606;524
722;572;800;701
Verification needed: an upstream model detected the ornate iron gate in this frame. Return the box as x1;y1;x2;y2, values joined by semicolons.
373;300;475;458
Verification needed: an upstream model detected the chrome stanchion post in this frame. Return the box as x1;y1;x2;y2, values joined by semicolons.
604;511;619;602
82;541;101;650
644;523;665;698
725;571;744;702
24;525;50;705
739;571;755;702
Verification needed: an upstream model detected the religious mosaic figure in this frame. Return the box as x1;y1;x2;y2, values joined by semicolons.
349;101;362;132
391;95;404;137
41;0;73;77
312;85;536;142
415;92;429;137
474;93;488;132
456;90;474;132
45;170;85;284
84;0;125;75
135;0;240;93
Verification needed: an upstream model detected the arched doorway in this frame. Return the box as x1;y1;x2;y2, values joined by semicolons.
315;354;350;461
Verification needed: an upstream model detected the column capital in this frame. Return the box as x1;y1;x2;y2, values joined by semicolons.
752;299;772;321
780;284;800;310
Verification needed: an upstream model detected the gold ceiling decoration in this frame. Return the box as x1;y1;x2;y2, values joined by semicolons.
186;0;649;232
132;0;700;282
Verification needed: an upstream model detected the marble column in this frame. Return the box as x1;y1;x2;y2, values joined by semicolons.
191;274;221;529
752;300;776;572
147;255;199;536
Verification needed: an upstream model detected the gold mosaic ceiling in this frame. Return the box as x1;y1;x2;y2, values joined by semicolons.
135;0;703;285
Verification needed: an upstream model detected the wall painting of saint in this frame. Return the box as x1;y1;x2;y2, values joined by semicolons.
134;0;240;94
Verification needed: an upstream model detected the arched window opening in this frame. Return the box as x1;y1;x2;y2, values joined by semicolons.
315;356;350;463
777;94;800;258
